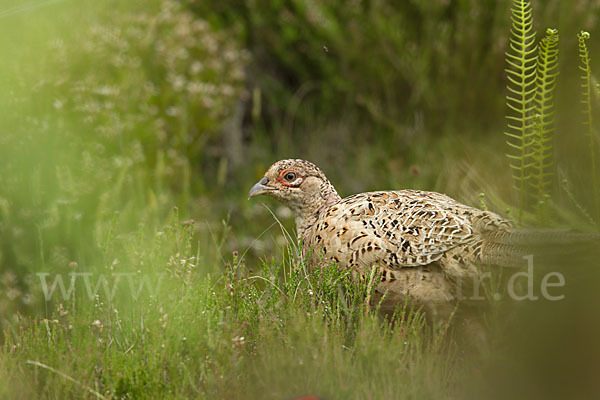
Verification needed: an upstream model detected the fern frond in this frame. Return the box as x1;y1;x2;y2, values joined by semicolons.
505;0;537;218
578;31;599;218
531;28;559;221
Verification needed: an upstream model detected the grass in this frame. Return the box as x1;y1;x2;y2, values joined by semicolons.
2;1;600;399
0;213;458;399
3;209;599;399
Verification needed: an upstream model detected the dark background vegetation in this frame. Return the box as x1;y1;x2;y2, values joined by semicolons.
1;0;600;398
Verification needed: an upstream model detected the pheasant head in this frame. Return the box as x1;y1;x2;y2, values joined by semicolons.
248;159;341;236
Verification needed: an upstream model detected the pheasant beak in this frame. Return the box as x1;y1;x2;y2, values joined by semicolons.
248;177;273;199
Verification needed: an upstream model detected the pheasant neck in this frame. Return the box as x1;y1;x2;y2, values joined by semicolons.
295;212;319;241
295;185;341;240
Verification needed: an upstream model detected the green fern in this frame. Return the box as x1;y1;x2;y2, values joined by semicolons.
505;0;537;218
531;116;551;222
578;31;599;218
531;28;559;220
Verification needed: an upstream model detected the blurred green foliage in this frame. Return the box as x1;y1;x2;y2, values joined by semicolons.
0;0;248;317
188;0;508;135
0;0;599;398
187;0;600;137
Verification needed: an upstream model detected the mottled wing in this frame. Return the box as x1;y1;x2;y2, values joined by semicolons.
311;190;481;270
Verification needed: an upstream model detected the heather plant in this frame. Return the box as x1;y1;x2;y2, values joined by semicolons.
0;0;248;321
48;0;248;194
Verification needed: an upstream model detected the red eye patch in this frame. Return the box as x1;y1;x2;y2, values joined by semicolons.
277;169;304;187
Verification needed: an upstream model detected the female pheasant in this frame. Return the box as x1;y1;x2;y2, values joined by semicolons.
248;159;592;320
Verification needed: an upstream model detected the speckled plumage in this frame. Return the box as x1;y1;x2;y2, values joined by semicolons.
248;159;594;320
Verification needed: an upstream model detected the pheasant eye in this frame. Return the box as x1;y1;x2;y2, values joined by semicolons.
283;172;296;182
